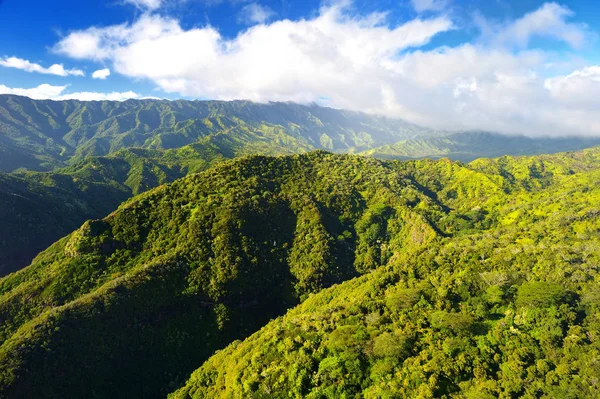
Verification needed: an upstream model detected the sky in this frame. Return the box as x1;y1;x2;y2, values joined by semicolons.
0;0;599;136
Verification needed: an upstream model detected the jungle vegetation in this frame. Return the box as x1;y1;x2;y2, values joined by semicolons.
0;148;599;398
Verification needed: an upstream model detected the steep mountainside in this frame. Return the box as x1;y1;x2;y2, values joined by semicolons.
0;95;428;172
0;141;238;276
1;149;600;398
0;113;344;276
174;148;600;399
0;152;447;398
363;131;600;162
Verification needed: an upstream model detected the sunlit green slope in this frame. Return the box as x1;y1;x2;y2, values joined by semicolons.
173;148;600;399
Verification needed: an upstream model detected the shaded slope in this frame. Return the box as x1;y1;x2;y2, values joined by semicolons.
0;146;193;276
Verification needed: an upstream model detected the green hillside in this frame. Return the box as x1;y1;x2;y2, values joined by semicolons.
174;148;600;399
0;144;216;276
1;149;599;398
363;131;600;162
5;96;600;279
0;95;427;172
0;129;312;276
0;151;446;398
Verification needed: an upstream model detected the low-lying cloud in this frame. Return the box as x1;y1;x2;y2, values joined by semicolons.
0;83;139;101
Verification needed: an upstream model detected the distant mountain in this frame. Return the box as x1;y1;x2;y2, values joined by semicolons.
362;131;600;162
4;95;600;175
1;148;600;398
0;95;429;172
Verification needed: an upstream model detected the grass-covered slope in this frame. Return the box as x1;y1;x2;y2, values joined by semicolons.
363;131;600;162
173;149;600;399
0;95;427;172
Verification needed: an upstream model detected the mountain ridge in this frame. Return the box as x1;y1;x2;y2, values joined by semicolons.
0;94;429;172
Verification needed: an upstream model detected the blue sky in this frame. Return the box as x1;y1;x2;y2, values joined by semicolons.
0;0;599;136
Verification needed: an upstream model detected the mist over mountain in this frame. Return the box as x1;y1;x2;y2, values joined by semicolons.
363;131;600;162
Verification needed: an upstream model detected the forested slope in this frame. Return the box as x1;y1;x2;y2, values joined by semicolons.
1;148;599;398
174;148;600;398
0;151;453;398
0;95;426;172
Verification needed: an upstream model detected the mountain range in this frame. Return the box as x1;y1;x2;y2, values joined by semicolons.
1;95;600;398
2;95;600;277
0;94;429;173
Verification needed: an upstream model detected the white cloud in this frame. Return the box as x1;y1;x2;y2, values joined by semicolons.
92;68;111;79
58;90;141;101
0;83;67;99
544;66;600;108
51;2;600;136
0;83;140;101
54;5;453;101
411;0;448;13
123;0;163;11
239;3;275;25
0;56;84;77
480;2;590;49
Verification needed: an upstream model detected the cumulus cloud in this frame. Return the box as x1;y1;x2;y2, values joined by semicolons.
0;56;84;76
52;2;600;136
239;3;275;25
54;4;453;104
0;83;140;101
480;2;591;49
92;68;111;79
544;66;600;108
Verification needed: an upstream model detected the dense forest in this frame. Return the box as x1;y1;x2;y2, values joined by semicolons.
175;150;600;399
3;96;600;278
1;147;599;398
